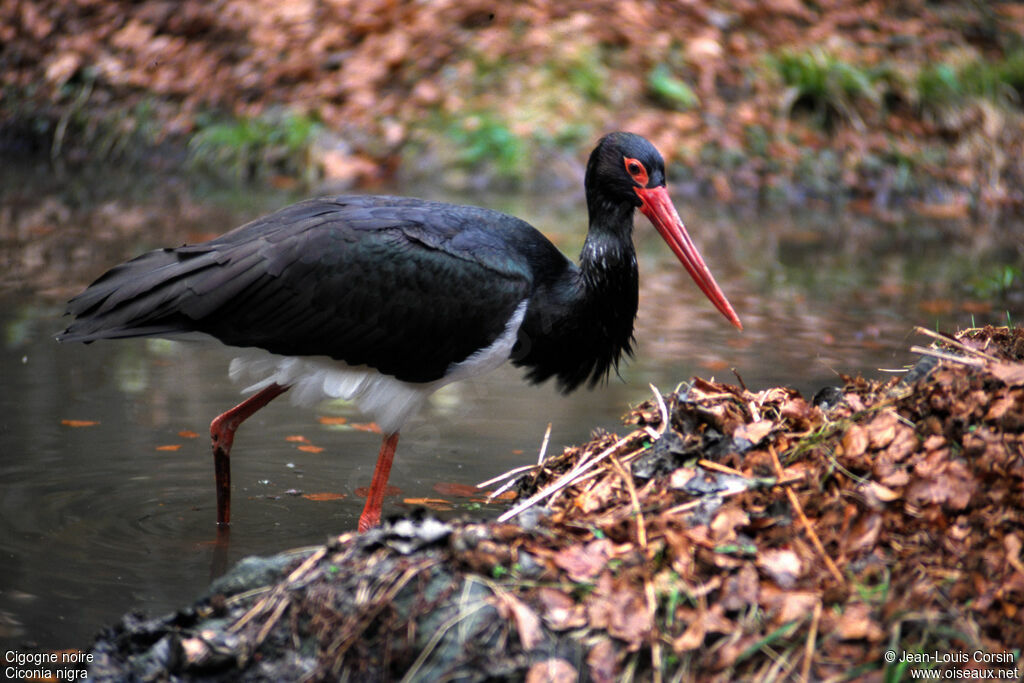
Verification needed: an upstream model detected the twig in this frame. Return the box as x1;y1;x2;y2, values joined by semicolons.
609;454;646;550
477;463;536;489
649;383;669;434
697;459;745;477
908;345;985;367
496;431;641;523
768;445;845;586
229;545;328;634
537;422;553;465
801;599;823;683
914;326;1000;361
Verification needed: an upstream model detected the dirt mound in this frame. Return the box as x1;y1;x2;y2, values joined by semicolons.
90;326;1024;681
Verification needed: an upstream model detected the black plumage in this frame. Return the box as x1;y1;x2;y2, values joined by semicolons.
58;132;741;531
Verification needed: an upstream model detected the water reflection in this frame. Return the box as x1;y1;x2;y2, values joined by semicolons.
0;163;1021;651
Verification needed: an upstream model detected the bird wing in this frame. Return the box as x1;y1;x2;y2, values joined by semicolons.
59;195;546;383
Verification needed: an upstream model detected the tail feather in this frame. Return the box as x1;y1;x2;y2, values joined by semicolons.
57;240;265;343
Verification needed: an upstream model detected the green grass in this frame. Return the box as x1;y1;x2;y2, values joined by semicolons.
188;109;322;181
444;112;528;182
768;47;879;129
647;64;700;110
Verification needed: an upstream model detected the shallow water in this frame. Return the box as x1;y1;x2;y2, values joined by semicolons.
1;161;1021;652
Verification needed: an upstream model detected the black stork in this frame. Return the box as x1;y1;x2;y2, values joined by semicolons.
57;132;742;532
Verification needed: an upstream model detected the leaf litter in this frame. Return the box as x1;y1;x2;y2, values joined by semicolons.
90;326;1024;681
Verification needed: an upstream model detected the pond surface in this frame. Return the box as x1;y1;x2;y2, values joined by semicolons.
1;160;1021;652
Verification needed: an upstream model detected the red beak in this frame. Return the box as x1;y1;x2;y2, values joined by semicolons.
635;186;742;330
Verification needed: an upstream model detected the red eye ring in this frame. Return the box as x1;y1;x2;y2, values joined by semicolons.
623;157;649;186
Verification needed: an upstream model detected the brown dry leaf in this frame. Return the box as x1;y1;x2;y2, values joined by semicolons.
989;361;1024;387
61;419;99;427
908;457;977;510
496;593;544;651
525;658;576;683
756;548;803;588
432;482;479;498
841;424;869;457
302;492;345;502
861;481;900;507
733;419;773;444
608;590;651;647
553;538;613;582
586;638;618;683
833;603;885;641
401;497;451;510
761;585;819;626
672;615;705;652
721;563;759;611
710;505;750;542
845;512;883;554
536;588;586;631
1005;534;1024;576
867;411;899;450
884;424;917;462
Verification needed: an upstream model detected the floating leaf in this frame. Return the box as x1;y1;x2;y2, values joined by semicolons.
61;419;99;427
302;492;345;502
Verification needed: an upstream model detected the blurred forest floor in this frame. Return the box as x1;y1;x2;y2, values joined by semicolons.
3;1;1024;211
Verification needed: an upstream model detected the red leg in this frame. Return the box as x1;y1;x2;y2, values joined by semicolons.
358;432;400;532
210;383;289;526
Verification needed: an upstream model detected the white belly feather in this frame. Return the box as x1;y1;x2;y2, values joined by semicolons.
228;301;528;434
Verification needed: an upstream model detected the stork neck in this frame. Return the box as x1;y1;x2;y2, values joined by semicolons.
580;199;638;291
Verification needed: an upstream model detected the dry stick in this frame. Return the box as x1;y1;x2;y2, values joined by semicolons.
477;463;536;489
801;599;823;683
649;383;669;434
609;454;646;550
768;445;845;586
908;345;986;367
228;545;329;635
913;325;1001;361
536;422;553;465
496;431;641;523
478;423;555;494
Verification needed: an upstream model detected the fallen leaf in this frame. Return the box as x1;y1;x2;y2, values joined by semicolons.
537;588;587;630
757;548;803;588
989;361;1024;387
401;497;452;510
525;658;576;683
553;538;613;582
733;419;773;444
841;424;868;457
833;603;884;641
302;492;345;501
61;419;99;427
496;593;543;651
586;638;618;683
433;482;479;497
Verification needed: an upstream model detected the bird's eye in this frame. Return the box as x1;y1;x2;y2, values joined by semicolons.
623;157;649;186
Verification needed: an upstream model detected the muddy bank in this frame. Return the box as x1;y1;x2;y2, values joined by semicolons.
87;326;1024;681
